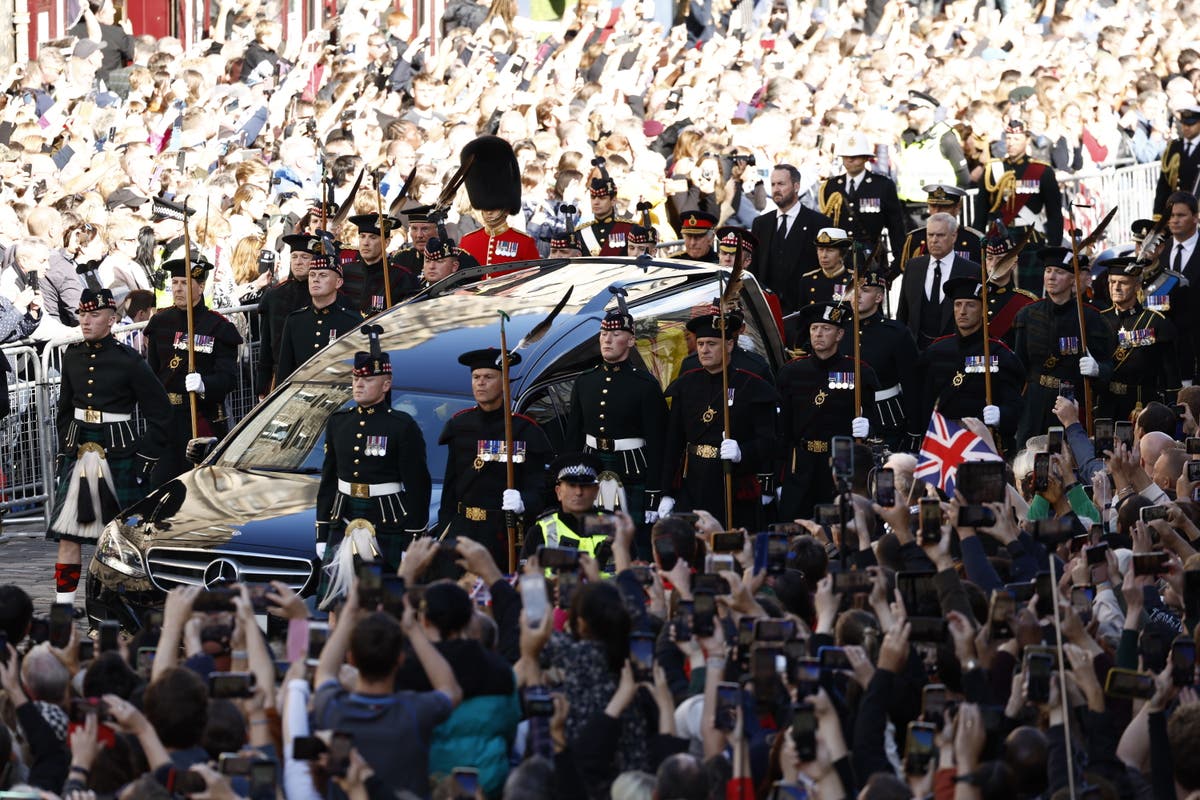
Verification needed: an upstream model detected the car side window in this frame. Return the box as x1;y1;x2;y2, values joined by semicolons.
520;378;575;454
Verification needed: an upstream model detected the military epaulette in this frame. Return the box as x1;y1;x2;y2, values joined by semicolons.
678;367;707;377
928;334;956;346
1030;159;1052;168
513;412;539;425
783;354;812;364
451;407;475;419
576;219;598;229
733;368;765;381
963;226;984;238
800;268;821;278
988;337;1015;353
1014;288;1038;300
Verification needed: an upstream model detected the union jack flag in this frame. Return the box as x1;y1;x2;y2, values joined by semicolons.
913;412;1001;496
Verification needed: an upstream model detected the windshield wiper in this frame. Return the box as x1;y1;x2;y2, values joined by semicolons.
242;466;323;474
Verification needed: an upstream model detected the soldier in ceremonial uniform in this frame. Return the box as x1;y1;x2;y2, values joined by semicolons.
976;120;1064;294
917;277;1025;452
256;232;315;397
48;288;171;605
419;236;466;290
521;453;614;567
437;348;553;567
341;214;420;317
275;255;363;381
715;226;758;270
657;312;779;530
798;228;855;306
627;225;658;258
850;269;921;451
564;303;667;554
1096;257;1182;420
818;133;908;273
314;326;432;607
144;255;243;484
578;159;634;256
981;221;1038;348
1013;247;1114;445
679;305;775;384
546;230;586;259
672;211;719;262
898;184;984;267
391;205;439;277
777;302;877;519
1153;105;1200;218
458;137;541;269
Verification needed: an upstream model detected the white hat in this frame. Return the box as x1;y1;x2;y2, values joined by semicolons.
837;133;874;157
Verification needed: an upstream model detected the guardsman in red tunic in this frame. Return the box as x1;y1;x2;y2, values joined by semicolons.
976;119;1064;294
981;220;1037;349
457;136;541;269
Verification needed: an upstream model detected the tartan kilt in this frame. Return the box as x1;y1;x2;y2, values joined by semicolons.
316;495;414;600
47;428;146;544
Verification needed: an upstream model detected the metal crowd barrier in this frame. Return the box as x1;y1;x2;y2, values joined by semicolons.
1058;162;1160;246
1;303;263;530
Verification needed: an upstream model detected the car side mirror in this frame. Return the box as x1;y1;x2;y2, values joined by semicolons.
185;436;219;465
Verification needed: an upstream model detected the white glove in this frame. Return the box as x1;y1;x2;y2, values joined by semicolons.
720;438;742;463
315;541;327;559
761;495;773;506
501;489;525;514
185;372;205;393
983;405;1000;426
852;416;869;438
645;510;660;524
658;496;675;516
1079;354;1099;377
1184;380;1194;388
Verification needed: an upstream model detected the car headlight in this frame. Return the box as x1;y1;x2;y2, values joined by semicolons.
95;521;147;578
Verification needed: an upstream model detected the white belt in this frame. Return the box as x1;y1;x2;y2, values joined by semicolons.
338;480;403;498
585;435;647;451
74;409;132;423
875;385;901;401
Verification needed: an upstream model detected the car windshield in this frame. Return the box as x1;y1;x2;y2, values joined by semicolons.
216;383;474;480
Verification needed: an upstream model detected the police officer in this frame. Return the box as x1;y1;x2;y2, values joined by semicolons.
314;325;432;607
672;211;719;262
1097;257;1182;420
48;288;171;606
850;269;921;451
1153;105;1200;218
1013;247;1114;445
578;158;634;256
777;302;877;519
521;453;614;566
981;221;1038;348
895;91;970;224
658;311;779;529
342;214;421;316
898;184;984;267
275;255;364;381
256;232;316;396
819;133;908;273
437;348;553;567
144;255;243;484
564;302;667;552
977;120;1064;294
916;277;1025;452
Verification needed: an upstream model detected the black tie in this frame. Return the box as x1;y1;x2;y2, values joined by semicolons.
778;212;789;240
931;259;943;308
1176;243;1185;273
847;177;857;202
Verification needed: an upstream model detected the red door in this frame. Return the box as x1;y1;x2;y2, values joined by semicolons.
123;0;171;38
27;0;59;60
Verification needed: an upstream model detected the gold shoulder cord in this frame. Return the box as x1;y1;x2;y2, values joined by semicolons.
984;167;1017;214
819;183;844;225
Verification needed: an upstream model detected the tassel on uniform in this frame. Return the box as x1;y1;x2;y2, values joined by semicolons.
320;521;381;610
596;470;627;513
52;448;119;541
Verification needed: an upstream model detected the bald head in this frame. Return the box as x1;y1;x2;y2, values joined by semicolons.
21;644;69;704
1139;432;1176;473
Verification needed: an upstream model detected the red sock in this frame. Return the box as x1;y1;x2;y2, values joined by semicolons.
54;563;81;594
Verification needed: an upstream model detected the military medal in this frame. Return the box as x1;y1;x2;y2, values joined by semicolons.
1058;336;1080;355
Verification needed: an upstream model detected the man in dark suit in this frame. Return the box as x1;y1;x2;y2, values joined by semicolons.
897;212;980;349
1161;191;1200;382
1153;106;1200;218
750;164;833;319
